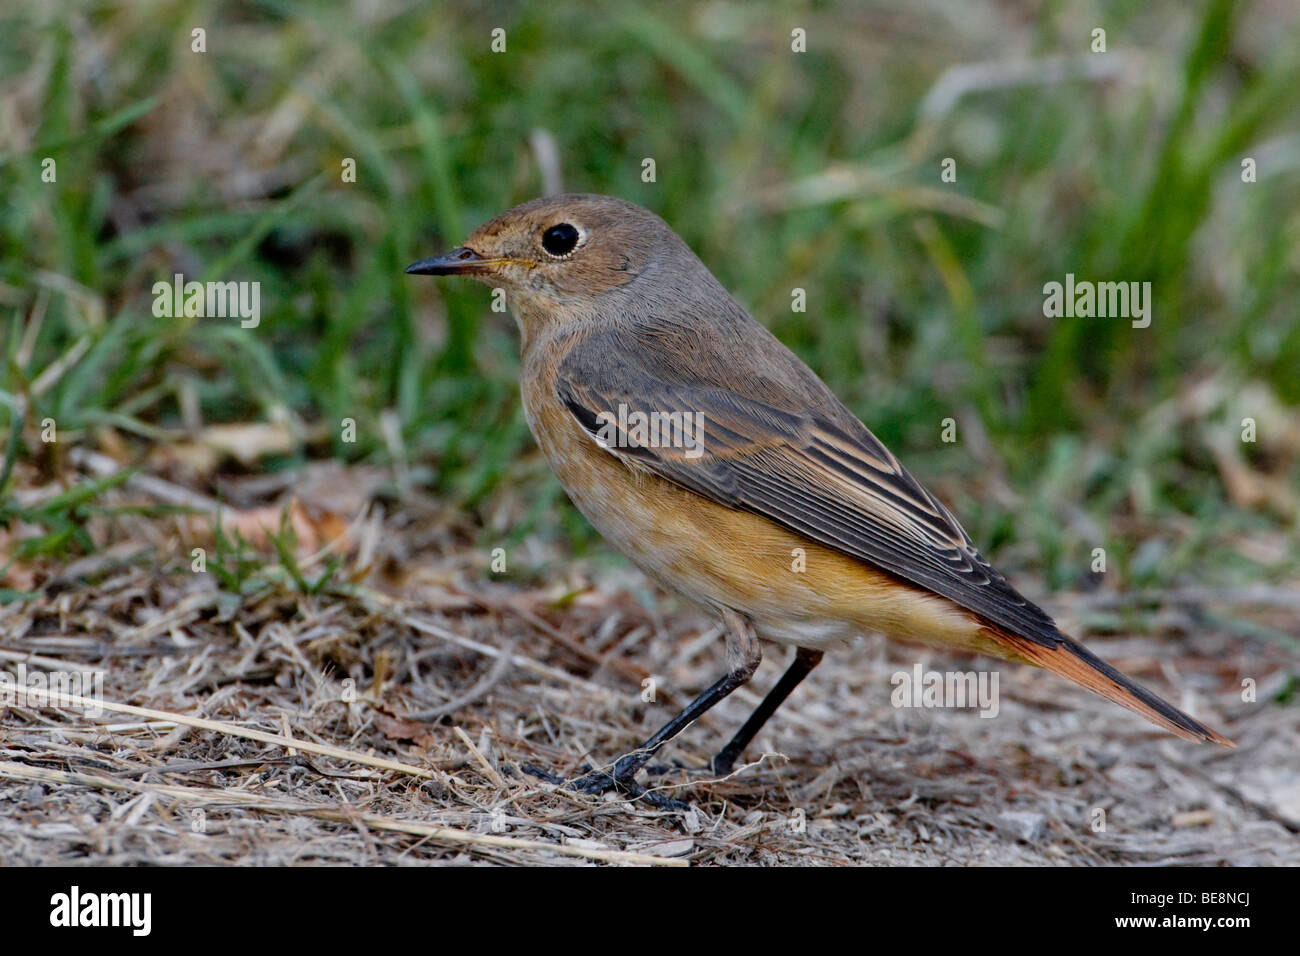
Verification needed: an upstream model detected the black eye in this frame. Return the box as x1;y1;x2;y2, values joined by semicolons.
541;223;580;257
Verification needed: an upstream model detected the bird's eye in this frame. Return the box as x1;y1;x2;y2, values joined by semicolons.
541;223;580;257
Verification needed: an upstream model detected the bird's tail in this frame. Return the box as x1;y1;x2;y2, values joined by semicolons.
987;626;1234;747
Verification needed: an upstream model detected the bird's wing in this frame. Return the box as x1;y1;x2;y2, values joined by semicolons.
555;330;1065;650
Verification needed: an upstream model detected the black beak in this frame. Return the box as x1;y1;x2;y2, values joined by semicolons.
404;247;495;276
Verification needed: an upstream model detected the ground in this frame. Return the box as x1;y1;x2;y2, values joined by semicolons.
2;461;1296;866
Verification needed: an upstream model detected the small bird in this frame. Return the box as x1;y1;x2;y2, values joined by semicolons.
407;194;1231;800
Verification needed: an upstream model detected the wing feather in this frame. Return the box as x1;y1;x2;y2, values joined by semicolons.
556;334;1065;649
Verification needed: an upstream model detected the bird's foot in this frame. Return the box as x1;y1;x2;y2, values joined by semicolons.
523;763;691;812
645;754;741;780
710;752;740;777
645;760;718;778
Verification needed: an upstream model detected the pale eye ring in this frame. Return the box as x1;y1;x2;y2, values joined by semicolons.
541;222;581;258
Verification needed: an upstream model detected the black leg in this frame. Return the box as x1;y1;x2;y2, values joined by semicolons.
711;646;823;775
568;608;761;797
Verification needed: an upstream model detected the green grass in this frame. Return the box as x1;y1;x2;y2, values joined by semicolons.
1;0;1298;593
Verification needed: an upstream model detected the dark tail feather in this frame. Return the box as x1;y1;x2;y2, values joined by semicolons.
988;627;1234;747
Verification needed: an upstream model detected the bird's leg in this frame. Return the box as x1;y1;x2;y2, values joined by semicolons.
564;608;761;802
711;646;822;775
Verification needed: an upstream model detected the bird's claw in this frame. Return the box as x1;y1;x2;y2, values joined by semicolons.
644;755;739;779
524;763;692;812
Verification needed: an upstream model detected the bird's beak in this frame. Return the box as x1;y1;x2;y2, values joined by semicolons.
404;247;505;276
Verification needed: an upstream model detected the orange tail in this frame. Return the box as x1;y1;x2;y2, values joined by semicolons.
988;627;1234;747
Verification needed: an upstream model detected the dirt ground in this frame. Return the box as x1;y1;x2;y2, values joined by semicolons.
1;462;1297;866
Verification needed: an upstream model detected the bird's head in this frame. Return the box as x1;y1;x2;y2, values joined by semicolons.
405;193;691;336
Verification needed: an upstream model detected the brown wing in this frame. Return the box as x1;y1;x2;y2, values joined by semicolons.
555;330;1066;651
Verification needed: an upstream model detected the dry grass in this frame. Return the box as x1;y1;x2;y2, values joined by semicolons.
3;460;1298;867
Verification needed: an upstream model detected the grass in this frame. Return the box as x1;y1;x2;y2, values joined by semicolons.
1;0;1298;600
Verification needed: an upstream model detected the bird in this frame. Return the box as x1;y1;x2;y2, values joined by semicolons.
406;193;1232;802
